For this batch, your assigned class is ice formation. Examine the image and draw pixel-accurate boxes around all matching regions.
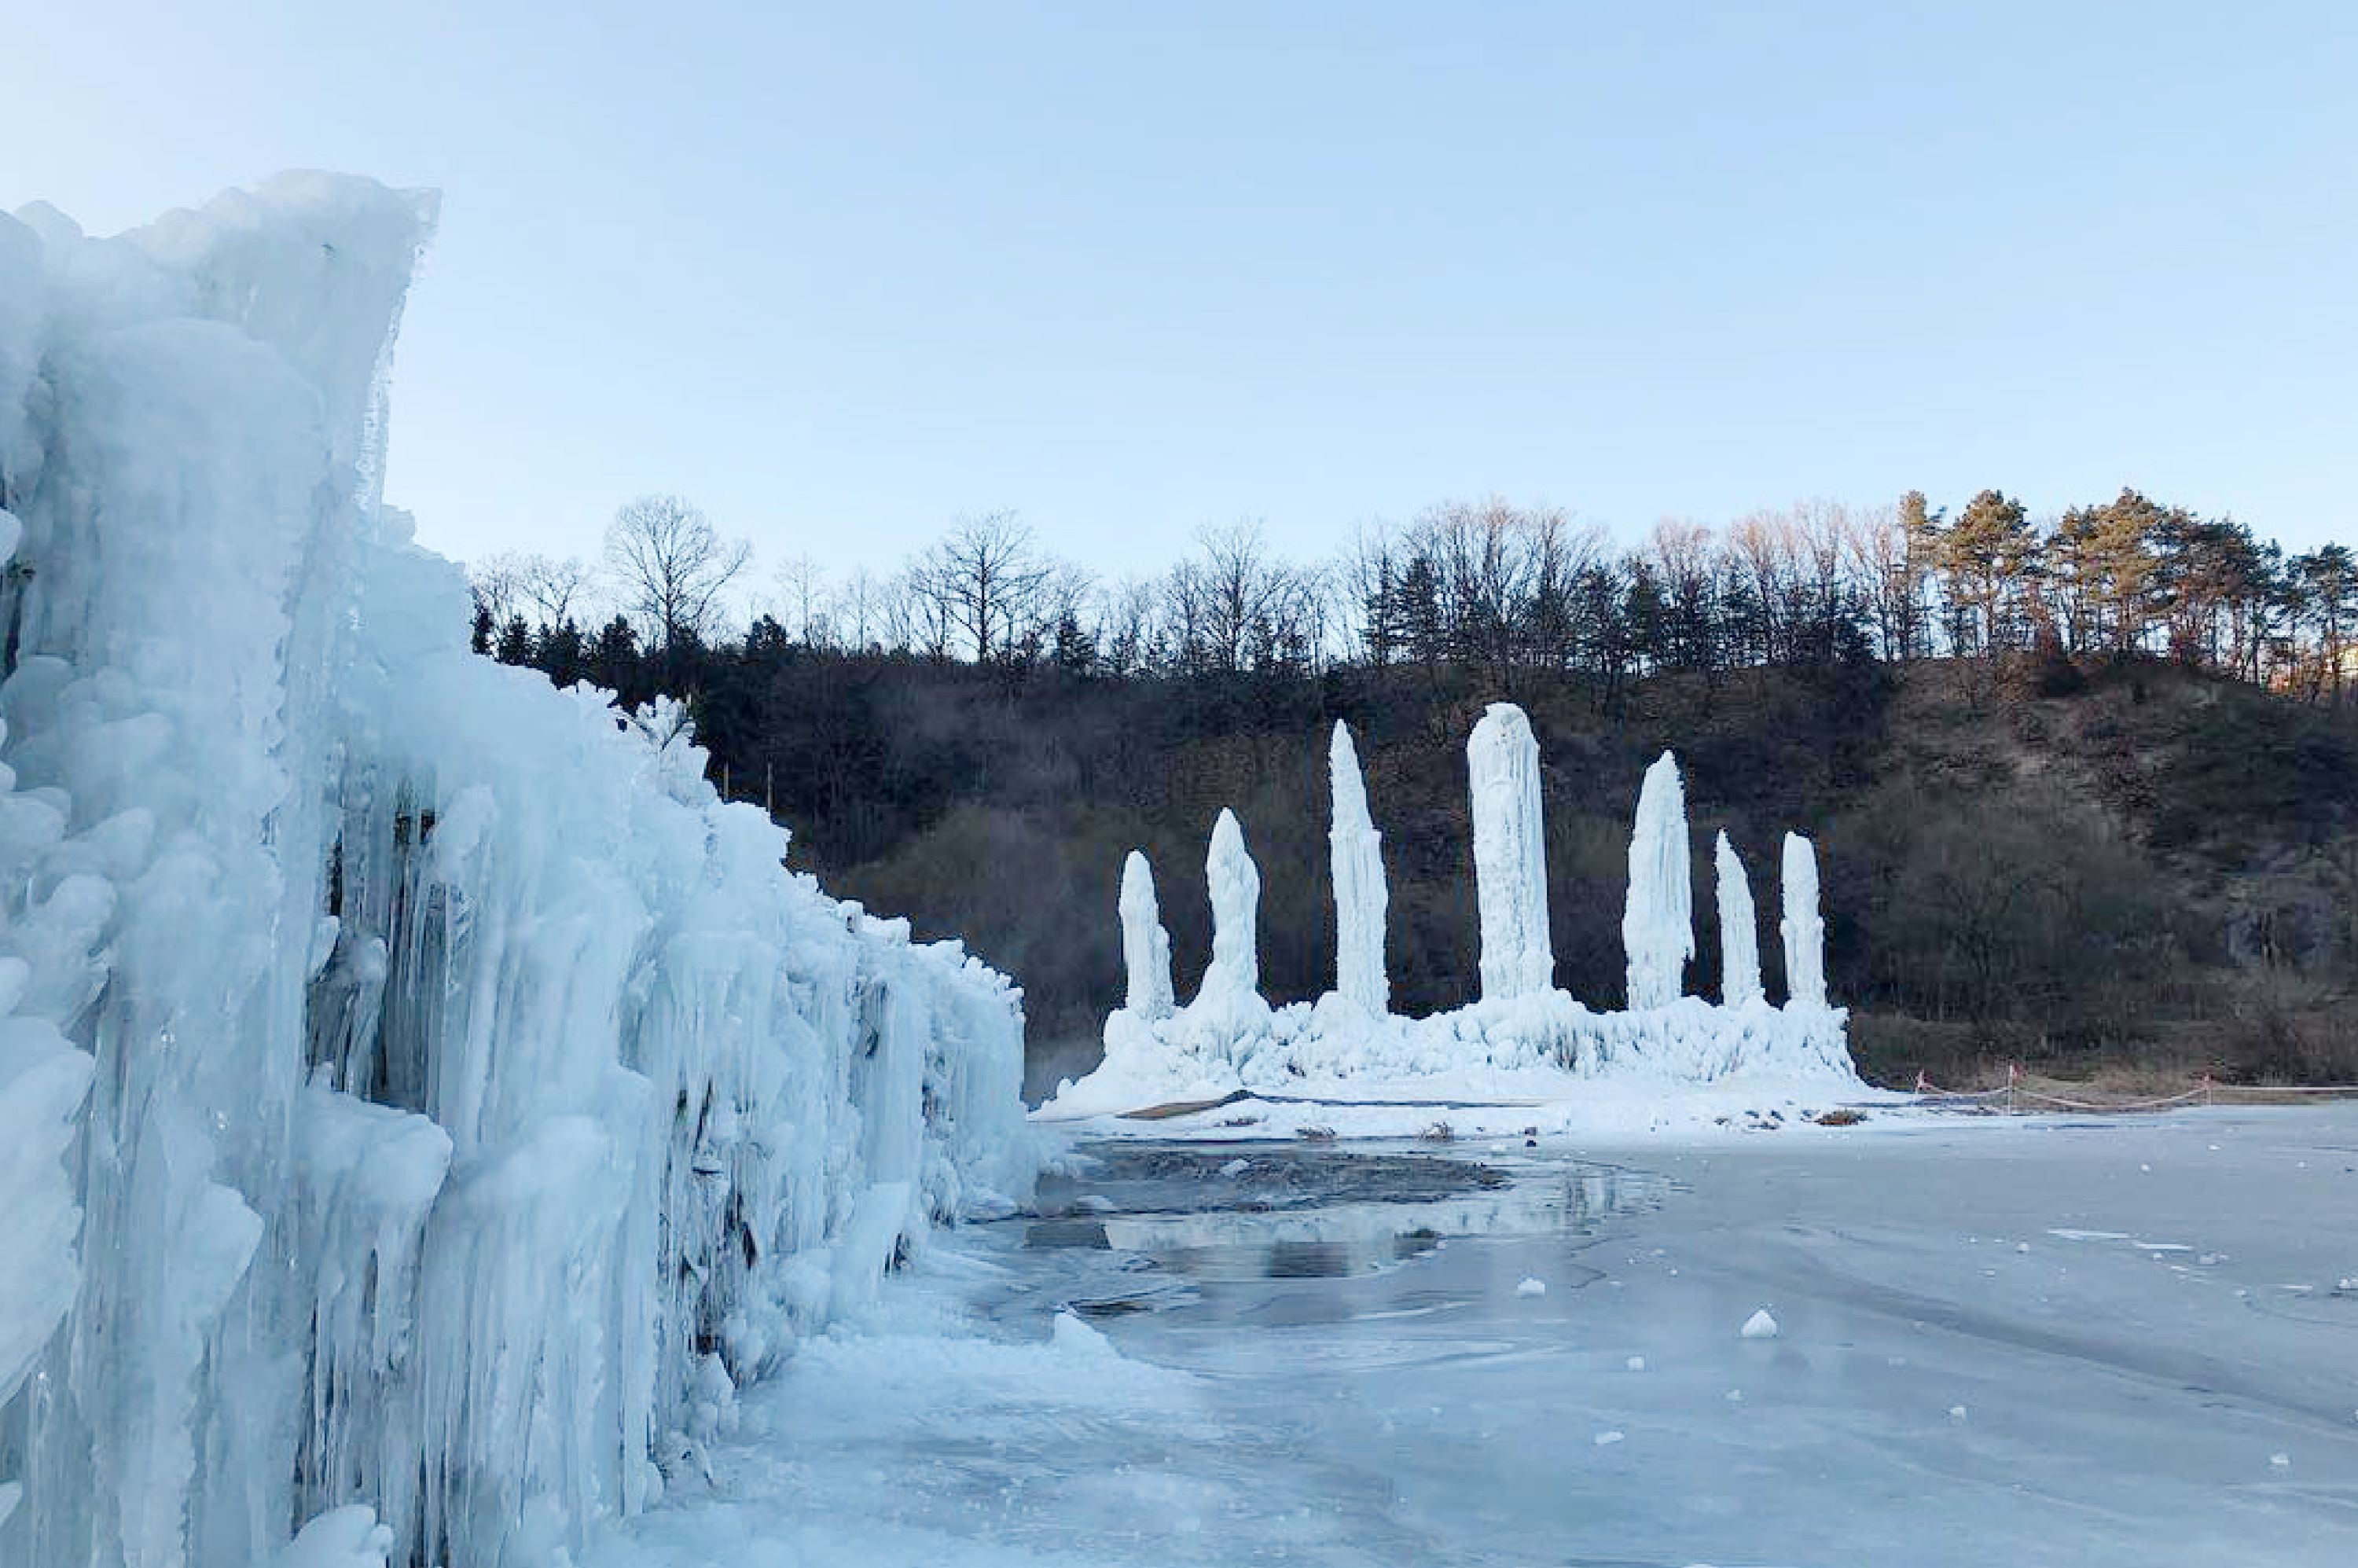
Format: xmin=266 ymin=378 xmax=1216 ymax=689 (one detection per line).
xmin=1050 ymin=705 xmax=1854 ymax=1117
xmin=1328 ymin=722 xmax=1388 ymax=1017
xmin=1199 ymin=809 xmax=1262 ymax=1008
xmin=1467 ymin=703 xmax=1553 ymax=1001
xmin=0 ymin=178 xmax=1034 ymax=1568
xmin=1117 ymin=851 xmax=1175 ymax=1020
xmin=1781 ymin=832 xmax=1827 ymax=1009
xmin=1622 ymin=751 xmax=1694 ymax=1010
xmin=1715 ymin=830 xmax=1764 ymax=1009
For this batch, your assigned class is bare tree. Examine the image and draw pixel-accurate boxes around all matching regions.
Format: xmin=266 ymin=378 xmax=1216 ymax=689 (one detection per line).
xmin=832 ymin=566 xmax=885 ymax=652
xmin=604 ymin=494 xmax=751 ymax=651
xmin=514 ymin=553 xmax=593 ymax=628
xmin=910 ymin=512 xmax=1054 ymax=662
xmin=773 ymin=553 xmax=832 ymax=647
xmin=468 ymin=554 xmax=524 ymax=630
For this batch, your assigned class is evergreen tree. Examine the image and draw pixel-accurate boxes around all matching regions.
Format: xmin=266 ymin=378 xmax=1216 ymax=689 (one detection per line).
xmin=1941 ymin=490 xmax=2040 ymax=655
xmin=495 ymin=613 xmax=533 ymax=665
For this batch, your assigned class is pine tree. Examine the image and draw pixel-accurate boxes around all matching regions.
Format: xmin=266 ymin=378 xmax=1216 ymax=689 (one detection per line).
xmin=495 ymin=613 xmax=532 ymax=665
xmin=1941 ymin=490 xmax=2040 ymax=655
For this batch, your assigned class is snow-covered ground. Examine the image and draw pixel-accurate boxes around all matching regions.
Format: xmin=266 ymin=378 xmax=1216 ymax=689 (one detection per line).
xmin=587 ymin=1105 xmax=2358 ymax=1567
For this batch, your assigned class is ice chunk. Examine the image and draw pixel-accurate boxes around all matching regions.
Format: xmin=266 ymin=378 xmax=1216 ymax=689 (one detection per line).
xmin=1467 ymin=704 xmax=1552 ymax=1001
xmin=276 ymin=1507 xmax=393 ymax=1568
xmin=1515 ymin=1276 xmax=1548 ymax=1298
xmin=1328 ymin=722 xmax=1389 ymax=1016
xmin=1741 ymin=1308 xmax=1780 ymax=1339
xmin=1714 ymin=830 xmax=1764 ymax=1008
xmin=1622 ymin=751 xmax=1693 ymax=1010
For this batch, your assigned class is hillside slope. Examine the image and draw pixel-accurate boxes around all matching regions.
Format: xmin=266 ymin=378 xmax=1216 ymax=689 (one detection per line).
xmin=727 ymin=652 xmax=2358 ymax=1092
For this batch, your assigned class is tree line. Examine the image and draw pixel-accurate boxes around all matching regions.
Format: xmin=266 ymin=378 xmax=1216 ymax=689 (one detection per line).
xmin=472 ymin=489 xmax=2358 ymax=707
xmin=459 ymin=490 xmax=2358 ymax=1089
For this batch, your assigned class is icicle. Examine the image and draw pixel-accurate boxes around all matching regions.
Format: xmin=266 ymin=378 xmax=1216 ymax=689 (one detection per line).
xmin=1199 ymin=810 xmax=1262 ymax=1005
xmin=1467 ymin=703 xmax=1552 ymax=1001
xmin=1328 ymin=722 xmax=1389 ymax=1016
xmin=1780 ymin=831 xmax=1827 ymax=1008
xmin=1116 ymin=851 xmax=1175 ymax=1020
xmin=1622 ymin=751 xmax=1693 ymax=1010
xmin=1714 ymin=832 xmax=1763 ymax=1008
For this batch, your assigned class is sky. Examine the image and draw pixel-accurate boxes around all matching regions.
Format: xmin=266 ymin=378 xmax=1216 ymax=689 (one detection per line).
xmin=11 ymin=1 xmax=2357 ymax=589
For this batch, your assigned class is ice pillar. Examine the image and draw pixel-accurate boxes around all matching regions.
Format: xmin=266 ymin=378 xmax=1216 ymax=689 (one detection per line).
xmin=1199 ymin=809 xmax=1262 ymax=1004
xmin=1715 ymin=830 xmax=1764 ymax=1008
xmin=1780 ymin=831 xmax=1827 ymax=1008
xmin=1467 ymin=703 xmax=1552 ymax=1001
xmin=1117 ymin=850 xmax=1175 ymax=1019
xmin=1622 ymin=751 xmax=1694 ymax=1010
xmin=1328 ymin=722 xmax=1389 ymax=1015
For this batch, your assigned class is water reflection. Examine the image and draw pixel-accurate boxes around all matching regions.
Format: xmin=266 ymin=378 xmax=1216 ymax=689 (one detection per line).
xmin=1023 ymin=1142 xmax=1668 ymax=1292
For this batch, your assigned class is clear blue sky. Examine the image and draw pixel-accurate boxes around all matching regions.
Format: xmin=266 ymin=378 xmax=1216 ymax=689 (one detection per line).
xmin=13 ymin=2 xmax=2356 ymax=581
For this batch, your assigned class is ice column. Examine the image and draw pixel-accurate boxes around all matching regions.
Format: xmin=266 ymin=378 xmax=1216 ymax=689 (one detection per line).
xmin=1117 ymin=850 xmax=1176 ymax=1019
xmin=1199 ymin=810 xmax=1262 ymax=1004
xmin=1328 ymin=722 xmax=1389 ymax=1015
xmin=1622 ymin=751 xmax=1694 ymax=1010
xmin=1780 ymin=831 xmax=1827 ymax=1008
xmin=1714 ymin=830 xmax=1763 ymax=1008
xmin=1466 ymin=703 xmax=1553 ymax=1001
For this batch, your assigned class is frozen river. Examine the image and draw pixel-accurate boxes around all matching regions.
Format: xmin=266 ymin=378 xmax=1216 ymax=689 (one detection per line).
xmin=590 ymin=1106 xmax=2358 ymax=1567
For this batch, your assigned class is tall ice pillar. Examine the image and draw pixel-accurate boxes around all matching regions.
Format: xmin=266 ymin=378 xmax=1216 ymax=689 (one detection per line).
xmin=1328 ymin=722 xmax=1389 ymax=1015
xmin=1467 ymin=703 xmax=1553 ymax=1001
xmin=1622 ymin=751 xmax=1693 ymax=1009
xmin=1199 ymin=809 xmax=1263 ymax=1005
xmin=1780 ymin=831 xmax=1827 ymax=1008
xmin=1117 ymin=850 xmax=1175 ymax=1019
xmin=1714 ymin=830 xmax=1763 ymax=1008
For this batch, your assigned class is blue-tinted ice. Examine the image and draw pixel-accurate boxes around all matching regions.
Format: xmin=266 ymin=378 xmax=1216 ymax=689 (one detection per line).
xmin=592 ymin=1107 xmax=2358 ymax=1567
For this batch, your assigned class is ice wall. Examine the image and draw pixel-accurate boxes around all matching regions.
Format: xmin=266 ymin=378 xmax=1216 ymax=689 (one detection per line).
xmin=1781 ymin=831 xmax=1827 ymax=1008
xmin=1714 ymin=831 xmax=1765 ymax=1008
xmin=1622 ymin=751 xmax=1693 ymax=1010
xmin=1199 ymin=809 xmax=1263 ymax=1007
xmin=1467 ymin=704 xmax=1553 ymax=1001
xmin=1117 ymin=850 xmax=1175 ymax=1020
xmin=1328 ymin=722 xmax=1388 ymax=1016
xmin=0 ymin=178 xmax=1034 ymax=1568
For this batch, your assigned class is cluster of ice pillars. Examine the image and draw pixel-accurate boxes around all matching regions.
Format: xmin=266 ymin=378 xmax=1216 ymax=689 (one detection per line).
xmin=1120 ymin=704 xmax=1831 ymax=1018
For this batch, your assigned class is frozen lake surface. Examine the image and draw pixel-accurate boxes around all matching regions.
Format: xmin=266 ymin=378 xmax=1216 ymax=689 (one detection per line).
xmin=590 ymin=1107 xmax=2358 ymax=1566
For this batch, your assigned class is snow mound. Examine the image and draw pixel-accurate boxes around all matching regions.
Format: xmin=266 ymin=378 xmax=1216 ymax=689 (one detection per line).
xmin=0 ymin=176 xmax=1036 ymax=1567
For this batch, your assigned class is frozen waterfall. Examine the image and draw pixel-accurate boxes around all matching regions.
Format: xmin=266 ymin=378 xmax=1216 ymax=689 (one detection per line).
xmin=0 ymin=177 xmax=1034 ymax=1568
xmin=1328 ymin=722 xmax=1389 ymax=1017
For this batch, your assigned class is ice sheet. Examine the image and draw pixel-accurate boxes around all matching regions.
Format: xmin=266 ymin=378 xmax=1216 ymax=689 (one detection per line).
xmin=587 ymin=1106 xmax=2358 ymax=1568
